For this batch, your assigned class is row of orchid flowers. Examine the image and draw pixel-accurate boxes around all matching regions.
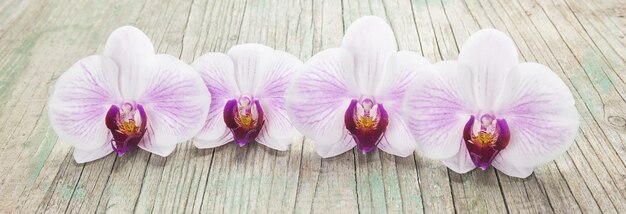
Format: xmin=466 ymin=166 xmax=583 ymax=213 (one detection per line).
xmin=48 ymin=16 xmax=579 ymax=178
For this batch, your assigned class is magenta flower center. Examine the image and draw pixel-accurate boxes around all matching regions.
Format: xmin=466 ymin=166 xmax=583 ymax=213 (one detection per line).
xmin=105 ymin=102 xmax=147 ymax=155
xmin=463 ymin=114 xmax=510 ymax=170
xmin=223 ymin=96 xmax=265 ymax=147
xmin=344 ymin=98 xmax=389 ymax=154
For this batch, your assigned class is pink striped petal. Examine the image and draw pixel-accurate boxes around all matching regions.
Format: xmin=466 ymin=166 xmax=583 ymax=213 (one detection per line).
xmin=227 ymin=44 xmax=274 ymax=94
xmin=136 ymin=55 xmax=211 ymax=153
xmin=458 ymin=29 xmax=518 ymax=111
xmin=286 ymin=48 xmax=359 ymax=157
xmin=191 ymin=53 xmax=239 ymax=148
xmin=491 ymin=155 xmax=534 ymax=178
xmin=73 ymin=140 xmax=115 ymax=163
xmin=441 ymin=142 xmax=476 ymax=173
xmin=375 ymin=51 xmax=431 ymax=157
xmin=48 ymin=55 xmax=121 ymax=151
xmin=342 ymin=16 xmax=397 ymax=95
xmin=402 ymin=61 xmax=477 ymax=159
xmin=495 ymin=63 xmax=579 ymax=168
xmin=253 ymin=49 xmax=302 ymax=149
xmin=103 ymin=26 xmax=155 ymax=100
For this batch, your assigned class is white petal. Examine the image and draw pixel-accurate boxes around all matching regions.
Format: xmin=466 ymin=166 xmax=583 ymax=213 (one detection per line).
xmin=257 ymin=99 xmax=298 ymax=150
xmin=137 ymin=55 xmax=211 ymax=150
xmin=194 ymin=129 xmax=233 ymax=149
xmin=48 ymin=55 xmax=121 ymax=151
xmin=139 ymin=130 xmax=177 ymax=157
xmin=254 ymin=50 xmax=302 ymax=98
xmin=458 ymin=29 xmax=518 ymax=111
xmin=191 ymin=53 xmax=239 ymax=145
xmin=103 ymin=26 xmax=156 ymax=99
xmin=378 ymin=113 xmax=418 ymax=157
xmin=286 ymin=48 xmax=359 ymax=150
xmin=73 ymin=138 xmax=115 ymax=163
xmin=402 ymin=61 xmax=477 ymax=159
xmin=227 ymin=44 xmax=274 ymax=94
xmin=253 ymin=50 xmax=302 ymax=146
xmin=256 ymin=133 xmax=293 ymax=151
xmin=342 ymin=16 xmax=397 ymax=95
xmin=441 ymin=142 xmax=477 ymax=173
xmin=495 ymin=63 xmax=579 ymax=167
xmin=376 ymin=51 xmax=431 ymax=112
xmin=314 ymin=134 xmax=355 ymax=158
xmin=492 ymin=155 xmax=534 ymax=178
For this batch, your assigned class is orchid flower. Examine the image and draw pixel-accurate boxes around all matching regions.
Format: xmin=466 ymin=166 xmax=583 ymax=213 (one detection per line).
xmin=402 ymin=29 xmax=580 ymax=178
xmin=48 ymin=26 xmax=211 ymax=163
xmin=191 ymin=44 xmax=302 ymax=151
xmin=286 ymin=16 xmax=430 ymax=157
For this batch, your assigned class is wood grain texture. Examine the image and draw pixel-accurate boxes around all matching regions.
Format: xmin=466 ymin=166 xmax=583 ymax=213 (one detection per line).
xmin=0 ymin=0 xmax=624 ymax=213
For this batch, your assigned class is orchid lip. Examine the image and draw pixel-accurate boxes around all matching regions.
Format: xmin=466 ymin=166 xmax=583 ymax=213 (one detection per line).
xmin=223 ymin=95 xmax=265 ymax=147
xmin=105 ymin=102 xmax=147 ymax=155
xmin=463 ymin=114 xmax=510 ymax=170
xmin=344 ymin=98 xmax=389 ymax=154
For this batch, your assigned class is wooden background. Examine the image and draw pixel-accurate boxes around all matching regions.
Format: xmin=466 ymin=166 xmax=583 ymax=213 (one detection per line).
xmin=0 ymin=0 xmax=624 ymax=213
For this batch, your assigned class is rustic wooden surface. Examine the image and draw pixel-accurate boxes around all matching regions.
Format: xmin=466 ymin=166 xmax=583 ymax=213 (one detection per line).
xmin=0 ymin=0 xmax=624 ymax=213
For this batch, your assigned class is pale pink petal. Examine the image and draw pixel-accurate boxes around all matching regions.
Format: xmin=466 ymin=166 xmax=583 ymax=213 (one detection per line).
xmin=442 ymin=142 xmax=477 ymax=173
xmin=227 ymin=44 xmax=274 ymax=94
xmin=48 ymin=55 xmax=121 ymax=151
xmin=73 ymin=137 xmax=115 ymax=163
xmin=103 ymin=26 xmax=155 ymax=99
xmin=402 ymin=61 xmax=477 ymax=159
xmin=492 ymin=156 xmax=534 ymax=178
xmin=495 ymin=63 xmax=579 ymax=167
xmin=194 ymin=130 xmax=232 ymax=149
xmin=136 ymin=55 xmax=211 ymax=151
xmin=191 ymin=53 xmax=239 ymax=148
xmin=286 ymin=48 xmax=359 ymax=157
xmin=376 ymin=51 xmax=431 ymax=157
xmin=458 ymin=29 xmax=518 ymax=111
xmin=378 ymin=114 xmax=417 ymax=157
xmin=256 ymin=133 xmax=293 ymax=151
xmin=315 ymin=134 xmax=355 ymax=158
xmin=342 ymin=16 xmax=397 ymax=95
xmin=256 ymin=99 xmax=298 ymax=150
xmin=139 ymin=130 xmax=177 ymax=157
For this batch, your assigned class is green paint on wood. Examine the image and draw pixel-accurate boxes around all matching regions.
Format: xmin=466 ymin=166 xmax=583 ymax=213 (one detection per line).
xmin=582 ymin=52 xmax=612 ymax=95
xmin=62 ymin=185 xmax=86 ymax=199
xmin=28 ymin=121 xmax=58 ymax=182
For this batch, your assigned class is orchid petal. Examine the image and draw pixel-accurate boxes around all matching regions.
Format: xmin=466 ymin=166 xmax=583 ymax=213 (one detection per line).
xmin=48 ymin=55 xmax=121 ymax=151
xmin=194 ymin=130 xmax=232 ymax=149
xmin=254 ymin=50 xmax=302 ymax=144
xmin=342 ymin=16 xmax=397 ymax=95
xmin=315 ymin=134 xmax=355 ymax=158
xmin=378 ymin=114 xmax=417 ymax=157
xmin=136 ymin=54 xmax=211 ymax=150
xmin=139 ymin=130 xmax=177 ymax=157
xmin=73 ymin=137 xmax=115 ymax=163
xmin=286 ymin=48 xmax=359 ymax=153
xmin=227 ymin=44 xmax=274 ymax=94
xmin=376 ymin=51 xmax=431 ymax=115
xmin=256 ymin=99 xmax=297 ymax=151
xmin=103 ymin=26 xmax=156 ymax=99
xmin=458 ymin=29 xmax=518 ymax=111
xmin=402 ymin=61 xmax=477 ymax=159
xmin=495 ymin=63 xmax=579 ymax=167
xmin=441 ymin=142 xmax=477 ymax=173
xmin=191 ymin=53 xmax=239 ymax=147
xmin=492 ymin=155 xmax=534 ymax=178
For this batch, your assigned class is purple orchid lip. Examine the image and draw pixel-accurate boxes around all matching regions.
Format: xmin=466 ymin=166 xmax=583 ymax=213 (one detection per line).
xmin=223 ymin=96 xmax=265 ymax=147
xmin=105 ymin=103 xmax=147 ymax=155
xmin=344 ymin=98 xmax=389 ymax=154
xmin=463 ymin=114 xmax=510 ymax=170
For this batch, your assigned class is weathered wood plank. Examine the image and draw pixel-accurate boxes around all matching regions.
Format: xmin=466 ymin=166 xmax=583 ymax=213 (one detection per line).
xmin=0 ymin=0 xmax=624 ymax=213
